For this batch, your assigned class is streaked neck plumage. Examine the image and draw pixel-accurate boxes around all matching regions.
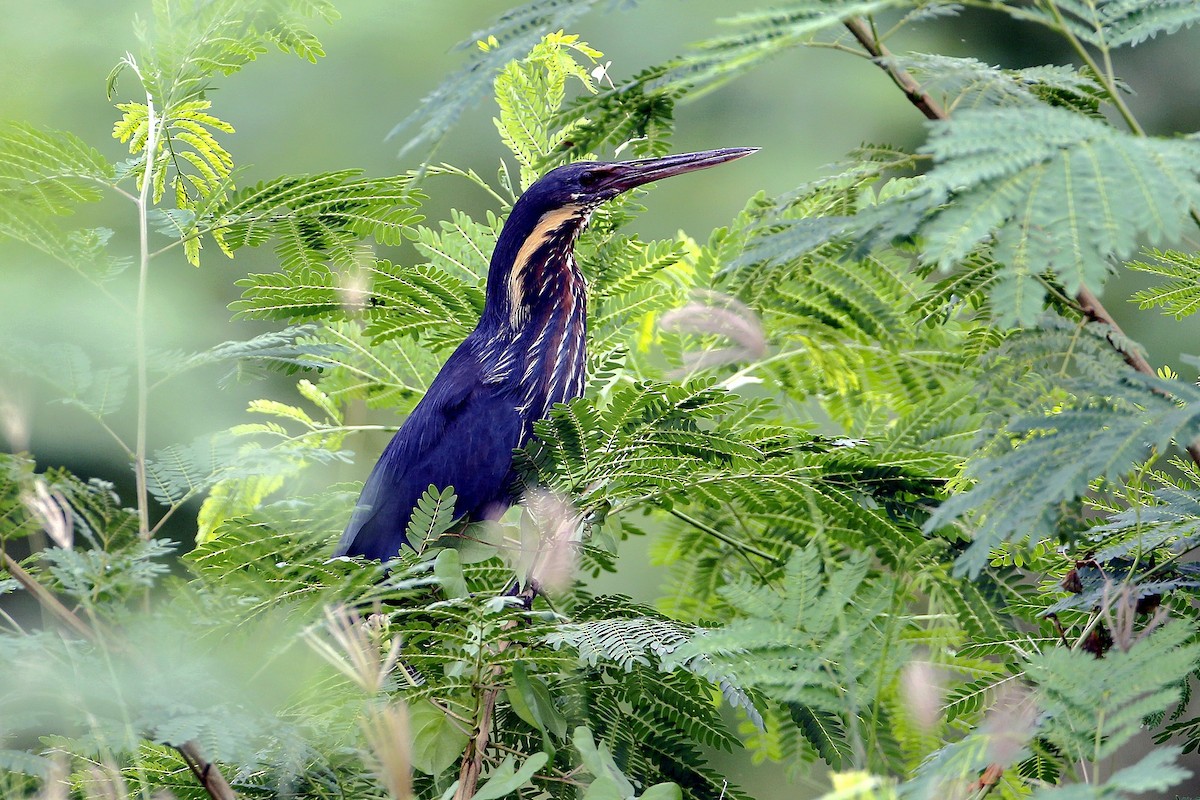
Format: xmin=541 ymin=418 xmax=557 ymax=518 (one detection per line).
xmin=475 ymin=192 xmax=592 ymax=421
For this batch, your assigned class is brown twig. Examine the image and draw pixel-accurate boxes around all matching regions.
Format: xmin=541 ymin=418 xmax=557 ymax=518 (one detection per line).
xmin=177 ymin=741 xmax=238 ymax=800
xmin=452 ymin=585 xmax=536 ymax=800
xmin=454 ymin=683 xmax=501 ymax=800
xmin=843 ymin=18 xmax=947 ymax=121
xmin=1 ymin=550 xmax=238 ymax=800
xmin=1 ymin=551 xmax=95 ymax=641
xmin=842 ymin=15 xmax=1200 ymax=470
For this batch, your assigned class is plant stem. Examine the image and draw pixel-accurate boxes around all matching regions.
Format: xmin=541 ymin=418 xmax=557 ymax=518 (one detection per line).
xmin=842 ymin=18 xmax=946 ymax=120
xmin=841 ymin=15 xmax=1200 ymax=470
xmin=1 ymin=551 xmax=95 ymax=641
xmin=454 ymin=686 xmax=500 ymax=800
xmin=668 ymin=508 xmax=781 ymax=564
xmin=452 ymin=584 xmax=535 ymax=800
xmin=134 ymin=85 xmax=157 ymax=540
xmin=178 ymin=741 xmax=239 ymax=800
xmin=1039 ymin=0 xmax=1145 ymax=136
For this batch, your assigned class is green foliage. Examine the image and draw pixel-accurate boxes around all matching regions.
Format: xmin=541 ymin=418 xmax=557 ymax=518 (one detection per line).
xmin=1027 ymin=622 xmax=1200 ymax=762
xmin=893 ymin=55 xmax=1105 ymax=112
xmin=115 ymin=0 xmax=339 ymax=106
xmin=220 ymin=172 xmax=423 ymax=267
xmin=1012 ymin=0 xmax=1200 ymax=48
xmin=388 ymin=0 xmax=626 ymax=156
xmin=0 ymin=124 xmax=123 ymax=283
xmin=663 ymin=1 xmax=914 ymax=97
xmin=0 ymin=339 xmax=130 ymax=419
xmin=406 ymin=486 xmax=459 ymax=548
xmin=668 ymin=547 xmax=907 ymax=768
xmin=491 ymin=30 xmax=602 ymax=187
xmin=1129 ymin=248 xmax=1200 ymax=318
xmin=859 ymin=105 xmax=1200 ymax=325
xmin=6 ymin=2 xmax=1200 ymax=800
xmin=930 ymin=369 xmax=1200 ymax=576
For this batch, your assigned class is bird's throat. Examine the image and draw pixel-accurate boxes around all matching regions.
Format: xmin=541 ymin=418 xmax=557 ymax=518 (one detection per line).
xmin=506 ymin=204 xmax=587 ymax=328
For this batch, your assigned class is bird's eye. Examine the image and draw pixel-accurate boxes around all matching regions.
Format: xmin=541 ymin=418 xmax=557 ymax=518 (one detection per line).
xmin=579 ymin=171 xmax=601 ymax=189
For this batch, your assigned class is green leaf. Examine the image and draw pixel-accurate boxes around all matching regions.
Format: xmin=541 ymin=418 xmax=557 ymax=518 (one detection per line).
xmin=929 ymin=371 xmax=1200 ymax=576
xmin=220 ymin=171 xmax=422 ymax=278
xmin=409 ymin=699 xmax=470 ymax=776
xmin=510 ymin=661 xmax=568 ymax=739
xmin=1129 ymin=248 xmax=1200 ymax=318
xmin=892 ymin=55 xmax=1102 ymax=112
xmin=667 ymin=546 xmax=904 ymax=736
xmin=638 ymin=784 xmax=683 ymax=800
xmin=1106 ymin=747 xmax=1191 ymax=792
xmin=0 ymin=339 xmax=129 ymax=419
xmin=365 ymin=258 xmax=485 ymax=349
xmin=154 ymin=324 xmax=340 ymax=387
xmin=664 ymin=1 xmax=909 ymax=97
xmin=195 ymin=472 xmax=284 ymax=544
xmin=493 ymin=31 xmax=600 ymax=187
xmin=574 ymin=726 xmax=637 ymax=799
xmin=1015 ymin=0 xmax=1200 ymax=48
xmin=407 ymin=486 xmax=460 ymax=548
xmin=788 ymin=704 xmax=851 ymax=769
xmin=0 ymin=749 xmax=52 ymax=779
xmin=117 ymin=0 xmax=339 ymax=107
xmin=144 ymin=435 xmax=240 ymax=506
xmin=472 ymin=752 xmax=549 ymax=800
xmin=0 ymin=122 xmax=114 ymax=205
xmin=434 ymin=548 xmax=470 ymax=600
xmin=388 ymin=0 xmax=612 ymax=156
xmin=1027 ymin=623 xmax=1200 ymax=761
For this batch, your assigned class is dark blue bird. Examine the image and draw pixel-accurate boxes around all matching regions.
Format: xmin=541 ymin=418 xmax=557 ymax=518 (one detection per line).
xmin=335 ymin=148 xmax=757 ymax=560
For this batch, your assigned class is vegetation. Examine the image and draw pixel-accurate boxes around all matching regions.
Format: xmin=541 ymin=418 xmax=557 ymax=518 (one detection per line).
xmin=4 ymin=1 xmax=1200 ymax=799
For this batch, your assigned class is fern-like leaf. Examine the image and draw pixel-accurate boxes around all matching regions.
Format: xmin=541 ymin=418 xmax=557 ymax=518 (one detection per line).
xmin=1027 ymin=622 xmax=1200 ymax=761
xmin=929 ymin=371 xmax=1200 ymax=576
xmin=664 ymin=1 xmax=911 ymax=98
xmin=860 ymin=106 xmax=1200 ymax=324
xmin=387 ymin=0 xmax=616 ymax=156
xmin=405 ymin=486 xmax=459 ymax=547
xmin=1129 ymin=248 xmax=1200 ymax=318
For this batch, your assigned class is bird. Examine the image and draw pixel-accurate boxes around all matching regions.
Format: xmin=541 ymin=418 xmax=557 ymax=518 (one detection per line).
xmin=334 ymin=148 xmax=758 ymax=561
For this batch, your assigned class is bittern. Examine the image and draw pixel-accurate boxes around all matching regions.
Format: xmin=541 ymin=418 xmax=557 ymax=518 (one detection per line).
xmin=335 ymin=148 xmax=757 ymax=561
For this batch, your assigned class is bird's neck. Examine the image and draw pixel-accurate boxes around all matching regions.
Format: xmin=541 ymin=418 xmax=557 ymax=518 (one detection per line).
xmin=483 ymin=200 xmax=589 ymax=329
xmin=477 ymin=199 xmax=590 ymax=417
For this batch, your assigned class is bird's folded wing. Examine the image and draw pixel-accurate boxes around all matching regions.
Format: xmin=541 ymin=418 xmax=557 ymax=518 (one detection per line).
xmin=333 ymin=369 xmax=524 ymax=561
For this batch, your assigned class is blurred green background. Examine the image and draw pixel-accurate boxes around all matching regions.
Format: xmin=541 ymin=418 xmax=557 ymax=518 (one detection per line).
xmin=2 ymin=1 xmax=1200 ymax=794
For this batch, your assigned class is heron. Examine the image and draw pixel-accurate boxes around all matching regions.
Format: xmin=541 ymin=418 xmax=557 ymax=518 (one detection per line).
xmin=334 ymin=147 xmax=757 ymax=560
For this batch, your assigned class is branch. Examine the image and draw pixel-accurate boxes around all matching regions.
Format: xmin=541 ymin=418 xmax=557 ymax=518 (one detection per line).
xmin=842 ymin=16 xmax=1200 ymax=470
xmin=453 ymin=585 xmax=536 ymax=800
xmin=122 ymin=53 xmax=155 ymax=541
xmin=178 ymin=741 xmax=239 ymax=800
xmin=1 ymin=551 xmax=95 ymax=641
xmin=843 ymin=18 xmax=946 ymax=121
xmin=668 ymin=508 xmax=781 ymax=565
xmin=454 ymin=685 xmax=501 ymax=800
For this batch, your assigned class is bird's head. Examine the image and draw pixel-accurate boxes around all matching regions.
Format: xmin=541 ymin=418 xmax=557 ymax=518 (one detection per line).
xmin=522 ymin=147 xmax=760 ymax=211
xmin=484 ymin=147 xmax=758 ymax=329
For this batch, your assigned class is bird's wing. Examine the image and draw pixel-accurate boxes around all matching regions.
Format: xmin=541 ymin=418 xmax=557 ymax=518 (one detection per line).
xmin=333 ymin=346 xmax=525 ymax=561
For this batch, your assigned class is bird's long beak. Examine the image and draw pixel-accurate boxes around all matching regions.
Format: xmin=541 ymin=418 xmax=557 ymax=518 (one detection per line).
xmin=600 ymin=147 xmax=759 ymax=193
